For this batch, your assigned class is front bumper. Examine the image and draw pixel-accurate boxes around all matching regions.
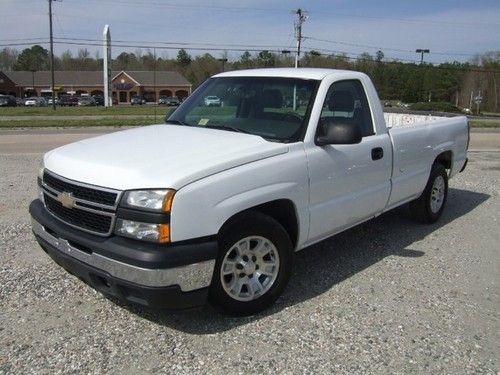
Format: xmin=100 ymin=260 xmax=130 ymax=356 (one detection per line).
xmin=29 ymin=199 xmax=218 ymax=309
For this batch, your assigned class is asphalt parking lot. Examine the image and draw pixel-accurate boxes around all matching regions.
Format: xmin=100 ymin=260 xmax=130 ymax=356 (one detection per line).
xmin=0 ymin=129 xmax=498 ymax=374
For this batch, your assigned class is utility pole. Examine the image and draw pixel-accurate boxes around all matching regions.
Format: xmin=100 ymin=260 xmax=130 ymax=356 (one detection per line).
xmin=293 ymin=8 xmax=307 ymax=68
xmin=48 ymin=0 xmax=59 ymax=110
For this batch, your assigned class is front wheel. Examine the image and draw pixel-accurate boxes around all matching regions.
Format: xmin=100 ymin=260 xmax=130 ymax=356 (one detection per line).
xmin=209 ymin=212 xmax=293 ymax=316
xmin=409 ymin=163 xmax=448 ymax=223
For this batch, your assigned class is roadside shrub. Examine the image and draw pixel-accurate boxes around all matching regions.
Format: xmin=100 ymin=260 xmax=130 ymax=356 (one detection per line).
xmin=410 ymin=102 xmax=461 ymax=113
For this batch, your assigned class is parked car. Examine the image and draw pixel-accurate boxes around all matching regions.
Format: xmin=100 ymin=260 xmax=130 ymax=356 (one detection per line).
xmin=159 ymin=96 xmax=180 ymax=106
xmin=59 ymin=95 xmax=79 ymax=107
xmin=78 ymin=96 xmax=96 ymax=106
xmin=131 ymin=95 xmax=145 ymax=105
xmin=92 ymin=95 xmax=104 ymax=106
xmin=0 ymin=94 xmax=17 ymax=107
xmin=25 ymin=97 xmax=47 ymax=107
xmin=204 ymin=95 xmax=221 ymax=106
xmin=47 ymin=97 xmax=60 ymax=106
xmin=16 ymin=97 xmax=25 ymax=106
xmin=30 ymin=68 xmax=469 ymax=316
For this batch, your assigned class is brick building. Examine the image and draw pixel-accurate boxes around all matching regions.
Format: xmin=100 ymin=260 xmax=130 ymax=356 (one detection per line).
xmin=0 ymin=70 xmax=191 ymax=103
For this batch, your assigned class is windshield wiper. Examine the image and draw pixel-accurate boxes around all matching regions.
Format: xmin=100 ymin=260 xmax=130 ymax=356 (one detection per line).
xmin=165 ymin=119 xmax=191 ymax=126
xmin=205 ymin=124 xmax=251 ymax=134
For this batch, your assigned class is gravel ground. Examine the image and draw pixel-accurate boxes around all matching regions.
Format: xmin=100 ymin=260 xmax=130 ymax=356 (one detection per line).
xmin=0 ymin=152 xmax=498 ymax=374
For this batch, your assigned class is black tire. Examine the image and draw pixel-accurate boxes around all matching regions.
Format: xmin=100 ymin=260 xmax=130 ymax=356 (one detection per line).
xmin=409 ymin=163 xmax=448 ymax=224
xmin=209 ymin=211 xmax=293 ymax=316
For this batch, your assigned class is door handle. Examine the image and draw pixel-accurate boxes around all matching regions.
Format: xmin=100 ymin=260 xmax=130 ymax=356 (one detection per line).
xmin=371 ymin=147 xmax=384 ymax=160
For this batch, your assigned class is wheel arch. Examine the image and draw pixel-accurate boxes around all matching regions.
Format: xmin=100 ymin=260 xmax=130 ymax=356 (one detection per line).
xmin=434 ymin=150 xmax=453 ymax=170
xmin=218 ymin=199 xmax=299 ymax=249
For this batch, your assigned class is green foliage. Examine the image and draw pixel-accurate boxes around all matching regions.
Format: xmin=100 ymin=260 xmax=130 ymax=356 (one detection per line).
xmin=4 ymin=44 xmax=499 ymax=112
xmin=176 ymin=49 xmax=192 ymax=67
xmin=13 ymin=45 xmax=49 ymax=71
xmin=410 ymin=102 xmax=462 ymax=113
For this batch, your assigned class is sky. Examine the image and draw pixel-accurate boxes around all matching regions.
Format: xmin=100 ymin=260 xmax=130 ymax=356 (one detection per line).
xmin=1 ymin=0 xmax=499 ymax=65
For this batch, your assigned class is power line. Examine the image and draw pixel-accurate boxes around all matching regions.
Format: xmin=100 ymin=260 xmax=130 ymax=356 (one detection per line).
xmin=304 ymin=36 xmax=479 ymax=57
xmin=1 ymin=39 xmax=498 ymax=74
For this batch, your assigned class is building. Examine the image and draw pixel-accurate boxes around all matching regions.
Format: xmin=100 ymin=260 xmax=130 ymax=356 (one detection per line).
xmin=0 ymin=70 xmax=192 ymax=103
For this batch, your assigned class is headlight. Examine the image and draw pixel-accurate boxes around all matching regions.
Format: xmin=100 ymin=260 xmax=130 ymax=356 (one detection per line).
xmin=38 ymin=164 xmax=45 ymax=202
xmin=121 ymin=189 xmax=175 ymax=212
xmin=115 ymin=219 xmax=170 ymax=243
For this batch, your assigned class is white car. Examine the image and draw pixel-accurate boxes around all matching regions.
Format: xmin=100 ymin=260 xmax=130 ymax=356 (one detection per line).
xmin=30 ymin=68 xmax=469 ymax=315
xmin=24 ymin=97 xmax=47 ymax=107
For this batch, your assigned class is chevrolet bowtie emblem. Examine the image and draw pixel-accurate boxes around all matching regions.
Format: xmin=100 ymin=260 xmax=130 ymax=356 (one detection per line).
xmin=57 ymin=191 xmax=76 ymax=209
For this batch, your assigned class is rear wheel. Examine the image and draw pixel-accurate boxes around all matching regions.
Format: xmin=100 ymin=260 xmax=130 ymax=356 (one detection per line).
xmin=209 ymin=212 xmax=293 ymax=316
xmin=409 ymin=163 xmax=448 ymax=223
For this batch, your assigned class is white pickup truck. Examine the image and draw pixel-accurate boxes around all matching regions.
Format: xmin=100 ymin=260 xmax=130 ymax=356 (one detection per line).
xmin=30 ymin=68 xmax=469 ymax=315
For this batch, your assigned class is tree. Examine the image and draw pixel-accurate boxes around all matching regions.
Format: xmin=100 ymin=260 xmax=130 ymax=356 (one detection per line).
xmin=257 ymin=50 xmax=275 ymax=67
xmin=0 ymin=48 xmax=18 ymax=70
xmin=13 ymin=45 xmax=49 ymax=71
xmin=176 ymin=49 xmax=192 ymax=67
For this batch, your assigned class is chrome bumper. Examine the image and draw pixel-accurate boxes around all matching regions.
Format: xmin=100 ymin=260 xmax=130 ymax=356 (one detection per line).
xmin=31 ymin=218 xmax=215 ymax=292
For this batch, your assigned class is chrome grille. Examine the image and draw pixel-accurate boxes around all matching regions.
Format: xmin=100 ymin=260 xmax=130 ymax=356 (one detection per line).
xmin=41 ymin=170 xmax=121 ymax=236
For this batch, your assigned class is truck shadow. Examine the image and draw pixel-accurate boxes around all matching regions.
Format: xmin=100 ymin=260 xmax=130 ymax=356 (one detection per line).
xmin=118 ymin=187 xmax=489 ymax=333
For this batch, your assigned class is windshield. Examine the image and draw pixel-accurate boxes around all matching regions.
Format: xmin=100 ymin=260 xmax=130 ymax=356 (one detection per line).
xmin=167 ymin=76 xmax=319 ymax=142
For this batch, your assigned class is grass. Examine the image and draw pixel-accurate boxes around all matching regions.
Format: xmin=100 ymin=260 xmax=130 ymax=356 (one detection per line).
xmin=0 ymin=105 xmax=174 ymax=116
xmin=469 ymin=119 xmax=500 ymax=128
xmin=1 ymin=105 xmax=499 ymax=128
xmin=0 ymin=117 xmax=160 ymax=128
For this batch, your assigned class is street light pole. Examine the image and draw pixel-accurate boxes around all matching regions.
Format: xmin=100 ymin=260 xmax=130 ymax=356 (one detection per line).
xmin=415 ymin=48 xmax=430 ymax=65
xmin=48 ymin=0 xmax=57 ymax=110
xmin=218 ymin=58 xmax=228 ymax=72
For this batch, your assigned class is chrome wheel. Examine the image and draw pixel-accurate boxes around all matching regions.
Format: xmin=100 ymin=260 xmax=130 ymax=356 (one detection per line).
xmin=220 ymin=236 xmax=280 ymax=302
xmin=430 ymin=175 xmax=445 ymax=213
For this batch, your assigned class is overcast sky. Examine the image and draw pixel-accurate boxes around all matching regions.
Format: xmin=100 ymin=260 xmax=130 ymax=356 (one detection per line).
xmin=1 ymin=0 xmax=499 ymax=64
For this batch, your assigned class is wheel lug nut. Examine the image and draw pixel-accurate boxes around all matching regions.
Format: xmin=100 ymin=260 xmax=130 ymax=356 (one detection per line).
xmin=239 ymin=273 xmax=245 ymax=278
xmin=252 ymin=256 xmax=257 ymax=261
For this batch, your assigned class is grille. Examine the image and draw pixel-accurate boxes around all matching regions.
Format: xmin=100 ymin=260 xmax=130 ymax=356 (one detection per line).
xmin=44 ymin=193 xmax=112 ymax=234
xmin=41 ymin=170 xmax=120 ymax=236
xmin=43 ymin=171 xmax=118 ymax=207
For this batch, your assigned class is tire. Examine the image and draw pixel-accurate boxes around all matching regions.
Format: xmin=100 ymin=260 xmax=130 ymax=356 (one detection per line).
xmin=209 ymin=211 xmax=293 ymax=316
xmin=409 ymin=163 xmax=448 ymax=224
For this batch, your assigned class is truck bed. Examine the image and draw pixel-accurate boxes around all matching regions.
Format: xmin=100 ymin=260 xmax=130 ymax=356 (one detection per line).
xmin=384 ymin=112 xmax=452 ymax=128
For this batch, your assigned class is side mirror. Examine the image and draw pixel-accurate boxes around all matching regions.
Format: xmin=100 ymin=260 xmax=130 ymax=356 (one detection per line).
xmin=316 ymin=122 xmax=362 ymax=145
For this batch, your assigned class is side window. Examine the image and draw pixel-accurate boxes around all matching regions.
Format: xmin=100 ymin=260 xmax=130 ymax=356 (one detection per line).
xmin=319 ymin=80 xmax=374 ymax=137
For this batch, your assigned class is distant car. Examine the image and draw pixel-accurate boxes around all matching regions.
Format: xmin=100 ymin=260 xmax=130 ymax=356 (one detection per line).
xmin=16 ymin=97 xmax=25 ymax=106
xmin=25 ymin=97 xmax=47 ymax=107
xmin=462 ymin=107 xmax=472 ymax=115
xmin=159 ymin=96 xmax=180 ymax=106
xmin=92 ymin=95 xmax=104 ymax=106
xmin=204 ymin=95 xmax=221 ymax=106
xmin=131 ymin=95 xmax=146 ymax=105
xmin=384 ymin=101 xmax=392 ymax=107
xmin=0 ymin=95 xmax=17 ymax=107
xmin=78 ymin=96 xmax=96 ymax=106
xmin=59 ymin=95 xmax=79 ymax=106
xmin=47 ymin=97 xmax=59 ymax=106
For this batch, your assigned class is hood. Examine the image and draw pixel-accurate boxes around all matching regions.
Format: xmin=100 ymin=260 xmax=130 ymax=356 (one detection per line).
xmin=44 ymin=124 xmax=289 ymax=190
